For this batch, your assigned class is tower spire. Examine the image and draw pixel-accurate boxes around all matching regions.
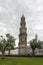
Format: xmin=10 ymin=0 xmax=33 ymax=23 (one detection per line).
xmin=21 ymin=9 xmax=24 ymax=17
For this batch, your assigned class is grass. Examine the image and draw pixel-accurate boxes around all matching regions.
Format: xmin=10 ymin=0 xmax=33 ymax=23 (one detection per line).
xmin=0 ymin=57 xmax=43 ymax=65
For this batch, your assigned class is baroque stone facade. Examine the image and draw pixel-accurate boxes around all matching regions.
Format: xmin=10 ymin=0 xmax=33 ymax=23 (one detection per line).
xmin=18 ymin=14 xmax=27 ymax=55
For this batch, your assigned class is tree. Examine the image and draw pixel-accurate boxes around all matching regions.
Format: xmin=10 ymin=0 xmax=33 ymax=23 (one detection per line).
xmin=6 ymin=34 xmax=15 ymax=55
xmin=30 ymin=35 xmax=41 ymax=56
xmin=0 ymin=34 xmax=15 ymax=59
xmin=0 ymin=36 xmax=9 ymax=59
xmin=30 ymin=39 xmax=37 ymax=56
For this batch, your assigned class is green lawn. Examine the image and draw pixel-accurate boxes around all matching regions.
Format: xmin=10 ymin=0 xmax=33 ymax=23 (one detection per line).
xmin=0 ymin=57 xmax=43 ymax=65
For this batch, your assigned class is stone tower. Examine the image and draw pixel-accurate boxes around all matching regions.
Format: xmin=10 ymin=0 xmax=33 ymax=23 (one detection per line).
xmin=18 ymin=14 xmax=27 ymax=55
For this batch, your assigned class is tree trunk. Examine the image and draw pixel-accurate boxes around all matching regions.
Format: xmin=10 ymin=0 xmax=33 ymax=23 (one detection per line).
xmin=8 ymin=49 xmax=10 ymax=55
xmin=32 ymin=49 xmax=35 ymax=56
xmin=39 ymin=49 xmax=40 ymax=55
xmin=2 ymin=51 xmax=5 ymax=59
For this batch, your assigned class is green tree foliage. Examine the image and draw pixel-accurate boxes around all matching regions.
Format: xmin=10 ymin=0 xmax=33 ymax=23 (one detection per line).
xmin=6 ymin=34 xmax=15 ymax=55
xmin=37 ymin=41 xmax=41 ymax=49
xmin=30 ymin=35 xmax=41 ymax=56
xmin=30 ymin=39 xmax=37 ymax=56
xmin=0 ymin=36 xmax=8 ymax=58
xmin=0 ymin=34 xmax=15 ymax=58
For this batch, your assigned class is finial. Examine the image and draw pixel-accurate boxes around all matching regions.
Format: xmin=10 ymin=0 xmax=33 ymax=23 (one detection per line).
xmin=22 ymin=9 xmax=24 ymax=17
xmin=21 ymin=9 xmax=25 ymax=21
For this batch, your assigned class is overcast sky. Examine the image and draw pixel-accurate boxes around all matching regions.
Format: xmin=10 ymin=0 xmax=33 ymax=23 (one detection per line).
xmin=0 ymin=0 xmax=43 ymax=46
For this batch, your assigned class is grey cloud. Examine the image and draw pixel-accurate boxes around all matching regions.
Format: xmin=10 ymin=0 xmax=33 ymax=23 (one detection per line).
xmin=0 ymin=0 xmax=43 ymax=46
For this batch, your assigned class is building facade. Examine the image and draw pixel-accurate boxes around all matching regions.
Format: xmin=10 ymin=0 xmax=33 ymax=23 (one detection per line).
xmin=18 ymin=14 xmax=27 ymax=55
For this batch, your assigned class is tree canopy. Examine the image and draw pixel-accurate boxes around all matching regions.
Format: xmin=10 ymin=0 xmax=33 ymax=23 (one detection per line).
xmin=0 ymin=33 xmax=15 ymax=58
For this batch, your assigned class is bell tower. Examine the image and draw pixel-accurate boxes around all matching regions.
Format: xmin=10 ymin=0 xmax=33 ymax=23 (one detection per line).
xmin=18 ymin=14 xmax=27 ymax=55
